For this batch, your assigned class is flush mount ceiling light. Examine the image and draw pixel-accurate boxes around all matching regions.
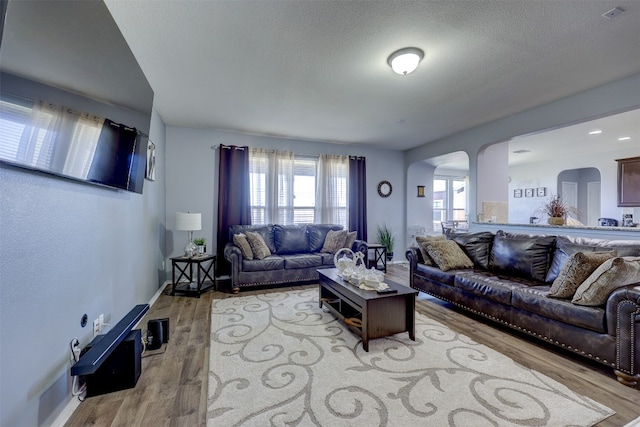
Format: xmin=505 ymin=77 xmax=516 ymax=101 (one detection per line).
xmin=387 ymin=47 xmax=424 ymax=75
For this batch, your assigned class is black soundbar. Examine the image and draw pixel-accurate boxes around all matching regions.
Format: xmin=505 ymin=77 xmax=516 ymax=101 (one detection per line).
xmin=71 ymin=304 xmax=149 ymax=376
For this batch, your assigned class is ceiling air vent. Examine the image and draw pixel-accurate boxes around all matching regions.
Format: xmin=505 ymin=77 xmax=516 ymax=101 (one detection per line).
xmin=602 ymin=7 xmax=624 ymax=19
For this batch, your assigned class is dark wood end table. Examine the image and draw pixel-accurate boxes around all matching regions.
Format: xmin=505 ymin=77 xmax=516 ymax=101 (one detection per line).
xmin=171 ymin=255 xmax=216 ymax=297
xmin=318 ymin=268 xmax=417 ymax=351
xmin=367 ymin=243 xmax=387 ymax=272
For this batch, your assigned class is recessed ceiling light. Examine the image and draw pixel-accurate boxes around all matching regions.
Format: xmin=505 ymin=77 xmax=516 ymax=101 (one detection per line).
xmin=588 ymin=130 xmax=603 ymax=135
xmin=618 ymin=136 xmax=631 ymax=141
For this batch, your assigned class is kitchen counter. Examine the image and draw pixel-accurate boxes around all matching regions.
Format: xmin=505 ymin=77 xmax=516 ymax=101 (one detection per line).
xmin=470 ymin=222 xmax=640 ymax=240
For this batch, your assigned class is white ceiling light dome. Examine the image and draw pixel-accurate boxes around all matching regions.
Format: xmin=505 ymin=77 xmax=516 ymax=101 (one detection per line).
xmin=387 ymin=47 xmax=424 ymax=75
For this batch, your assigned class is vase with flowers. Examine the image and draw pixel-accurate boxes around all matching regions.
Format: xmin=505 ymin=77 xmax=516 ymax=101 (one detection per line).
xmin=537 ymin=194 xmax=572 ymax=226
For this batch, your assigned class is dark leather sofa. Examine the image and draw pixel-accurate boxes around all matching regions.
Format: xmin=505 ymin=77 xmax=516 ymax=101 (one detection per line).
xmin=224 ymin=223 xmax=368 ymax=293
xmin=406 ymin=230 xmax=640 ymax=388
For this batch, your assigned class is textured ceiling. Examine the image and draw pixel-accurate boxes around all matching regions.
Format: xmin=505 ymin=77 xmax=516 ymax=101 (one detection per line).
xmin=2 ymin=1 xmax=639 ymax=153
xmin=102 ymin=0 xmax=640 ymax=150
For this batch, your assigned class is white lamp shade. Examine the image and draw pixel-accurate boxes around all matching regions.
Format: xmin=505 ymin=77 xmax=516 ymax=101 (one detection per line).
xmin=176 ymin=212 xmax=201 ymax=231
xmin=388 ymin=47 xmax=424 ymax=75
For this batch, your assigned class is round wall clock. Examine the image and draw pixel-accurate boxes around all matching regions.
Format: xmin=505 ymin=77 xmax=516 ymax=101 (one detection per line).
xmin=377 ymin=180 xmax=392 ymax=198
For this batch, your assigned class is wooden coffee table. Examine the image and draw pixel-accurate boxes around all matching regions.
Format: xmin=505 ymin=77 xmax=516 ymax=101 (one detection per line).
xmin=318 ymin=268 xmax=418 ymax=351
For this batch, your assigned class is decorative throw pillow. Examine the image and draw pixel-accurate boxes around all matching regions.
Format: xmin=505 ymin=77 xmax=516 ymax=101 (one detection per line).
xmin=343 ymin=231 xmax=357 ymax=250
xmin=416 ymin=235 xmax=446 ymax=266
xmin=245 ymin=231 xmax=272 ymax=260
xmin=233 ymin=233 xmax=254 ymax=260
xmin=547 ymin=250 xmax=617 ymax=298
xmin=424 ymin=239 xmax=474 ymax=271
xmin=448 ymin=231 xmax=494 ymax=270
xmin=572 ymin=256 xmax=640 ymax=306
xmin=321 ymin=229 xmax=347 ymax=253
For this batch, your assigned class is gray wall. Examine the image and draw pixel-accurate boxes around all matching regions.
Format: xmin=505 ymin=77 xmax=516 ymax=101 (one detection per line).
xmin=164 ymin=126 xmax=406 ymax=272
xmin=0 ymin=108 xmax=166 ymax=426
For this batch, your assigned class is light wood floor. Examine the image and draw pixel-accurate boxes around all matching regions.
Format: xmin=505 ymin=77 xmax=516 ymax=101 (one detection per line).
xmin=66 ymin=264 xmax=639 ymax=426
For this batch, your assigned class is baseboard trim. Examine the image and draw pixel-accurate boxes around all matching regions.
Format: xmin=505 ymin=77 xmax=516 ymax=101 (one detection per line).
xmin=50 ymin=280 xmax=171 ymax=427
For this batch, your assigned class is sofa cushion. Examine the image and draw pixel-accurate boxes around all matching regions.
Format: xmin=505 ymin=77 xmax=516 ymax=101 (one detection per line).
xmin=242 ymin=256 xmax=284 ymax=272
xmin=343 ymin=231 xmax=357 ymax=250
xmin=415 ymin=263 xmax=459 ymax=286
xmin=321 ymin=229 xmax=347 ymax=253
xmin=546 ymin=236 xmax=640 ymax=282
xmin=274 ymin=224 xmax=309 ymax=254
xmin=308 ymin=224 xmax=343 ymax=252
xmin=416 ymin=235 xmax=446 ymax=266
xmin=572 ymin=256 xmax=640 ymax=306
xmin=548 ymin=251 xmax=617 ymax=299
xmin=318 ymin=252 xmax=335 ymax=265
xmin=425 ymin=240 xmax=474 ymax=271
xmin=246 ymin=231 xmax=272 ymax=260
xmin=454 ymin=271 xmax=533 ymax=305
xmin=448 ymin=231 xmax=494 ymax=270
xmin=512 ymin=286 xmax=606 ymax=333
xmin=233 ymin=233 xmax=254 ymax=260
xmin=282 ymin=254 xmax=323 ymax=269
xmin=489 ymin=230 xmax=555 ymax=282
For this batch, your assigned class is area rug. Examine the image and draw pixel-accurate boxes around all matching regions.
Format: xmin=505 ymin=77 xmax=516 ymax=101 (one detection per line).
xmin=207 ymin=288 xmax=614 ymax=426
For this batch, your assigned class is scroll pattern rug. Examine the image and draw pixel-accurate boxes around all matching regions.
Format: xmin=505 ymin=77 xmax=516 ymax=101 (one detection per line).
xmin=207 ymin=288 xmax=613 ymax=426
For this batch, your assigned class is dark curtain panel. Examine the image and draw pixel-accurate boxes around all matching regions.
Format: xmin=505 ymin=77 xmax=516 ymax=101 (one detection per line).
xmin=348 ymin=156 xmax=367 ymax=241
xmin=217 ymin=145 xmax=251 ymax=275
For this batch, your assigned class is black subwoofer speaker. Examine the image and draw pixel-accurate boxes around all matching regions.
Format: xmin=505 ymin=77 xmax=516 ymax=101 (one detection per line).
xmin=82 ymin=329 xmax=142 ymax=397
xmin=146 ymin=318 xmax=169 ymax=350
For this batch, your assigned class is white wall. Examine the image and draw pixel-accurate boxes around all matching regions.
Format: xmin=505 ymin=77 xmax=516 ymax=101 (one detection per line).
xmin=477 ymin=141 xmax=509 ymax=212
xmin=404 ymin=73 xmax=640 ymax=227
xmin=509 ymin=145 xmax=640 ymax=224
xmin=407 ymin=162 xmax=436 ymax=243
xmin=164 ymin=127 xmax=405 ymax=274
xmin=0 ymin=109 xmax=166 ymax=427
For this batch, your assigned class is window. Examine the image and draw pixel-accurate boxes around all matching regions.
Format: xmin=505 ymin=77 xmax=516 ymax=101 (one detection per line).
xmin=433 ymin=176 xmax=468 ymax=232
xmin=249 ymin=149 xmax=348 ymax=226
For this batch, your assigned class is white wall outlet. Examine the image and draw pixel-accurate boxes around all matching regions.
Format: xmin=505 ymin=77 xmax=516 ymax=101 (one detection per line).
xmin=98 ymin=313 xmax=104 ymax=331
xmin=93 ymin=318 xmax=101 ymax=337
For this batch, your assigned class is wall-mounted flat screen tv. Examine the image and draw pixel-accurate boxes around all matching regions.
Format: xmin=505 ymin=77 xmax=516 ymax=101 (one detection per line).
xmin=0 ymin=94 xmax=147 ymax=194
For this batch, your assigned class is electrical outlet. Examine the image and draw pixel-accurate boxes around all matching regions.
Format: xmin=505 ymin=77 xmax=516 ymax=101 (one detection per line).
xmin=93 ymin=317 xmax=101 ymax=337
xmin=99 ymin=313 xmax=104 ymax=331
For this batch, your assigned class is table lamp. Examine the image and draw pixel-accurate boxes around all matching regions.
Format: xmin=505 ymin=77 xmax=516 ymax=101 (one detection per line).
xmin=176 ymin=212 xmax=201 ymax=257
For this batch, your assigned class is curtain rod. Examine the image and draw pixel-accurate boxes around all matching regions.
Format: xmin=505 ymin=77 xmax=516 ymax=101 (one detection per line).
xmin=210 ymin=144 xmax=364 ymax=159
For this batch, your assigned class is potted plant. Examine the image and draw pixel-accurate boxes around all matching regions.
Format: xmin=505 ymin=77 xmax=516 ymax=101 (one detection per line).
xmin=537 ymin=194 xmax=573 ymax=225
xmin=193 ymin=237 xmax=206 ymax=254
xmin=376 ymin=223 xmax=395 ymax=261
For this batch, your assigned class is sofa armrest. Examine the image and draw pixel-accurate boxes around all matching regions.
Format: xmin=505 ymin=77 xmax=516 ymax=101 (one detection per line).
xmin=606 ymin=283 xmax=640 ymax=378
xmin=224 ymin=242 xmax=243 ymax=292
xmin=353 ymin=240 xmax=369 ymax=265
xmin=406 ymin=247 xmax=422 ymax=269
xmin=406 ymin=247 xmax=422 ymax=289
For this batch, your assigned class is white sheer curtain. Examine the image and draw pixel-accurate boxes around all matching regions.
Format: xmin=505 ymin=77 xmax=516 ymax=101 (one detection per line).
xmin=249 ymin=148 xmax=295 ymax=224
xmin=16 ymin=100 xmax=61 ymax=168
xmin=62 ymin=112 xmax=104 ymax=178
xmin=315 ymin=154 xmax=349 ymax=226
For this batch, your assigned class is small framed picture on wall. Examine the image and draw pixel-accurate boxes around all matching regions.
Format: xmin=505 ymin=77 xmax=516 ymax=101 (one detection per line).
xmin=525 ymin=188 xmax=534 ymax=198
xmin=514 ymin=189 xmax=522 ymax=198
xmin=537 ymin=187 xmax=546 ymax=197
